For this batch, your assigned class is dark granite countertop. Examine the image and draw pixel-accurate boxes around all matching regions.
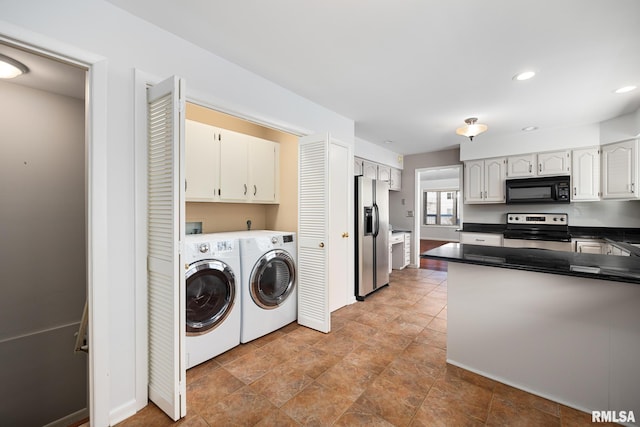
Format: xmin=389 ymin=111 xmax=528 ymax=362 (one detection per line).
xmin=391 ymin=229 xmax=412 ymax=233
xmin=422 ymin=243 xmax=640 ymax=284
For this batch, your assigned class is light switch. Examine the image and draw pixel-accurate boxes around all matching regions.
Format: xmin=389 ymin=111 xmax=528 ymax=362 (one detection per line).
xmin=407 ymin=210 xmax=414 ymax=217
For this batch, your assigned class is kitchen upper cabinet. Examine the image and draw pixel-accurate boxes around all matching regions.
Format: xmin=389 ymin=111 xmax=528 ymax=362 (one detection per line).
xmin=464 ymin=157 xmax=506 ymax=203
xmin=185 ymin=120 xmax=220 ymax=202
xmin=602 ymin=139 xmax=639 ymax=200
xmin=506 ymin=150 xmax=570 ymax=178
xmin=362 ymin=160 xmax=377 ymax=179
xmin=389 ymin=168 xmax=402 ymax=191
xmin=538 ymin=150 xmax=571 ymax=176
xmin=377 ymin=164 xmax=391 ymax=183
xmin=354 ymin=157 xmax=364 ymax=176
xmin=571 ymin=147 xmax=600 ymax=201
xmin=507 ymin=154 xmax=536 ymax=178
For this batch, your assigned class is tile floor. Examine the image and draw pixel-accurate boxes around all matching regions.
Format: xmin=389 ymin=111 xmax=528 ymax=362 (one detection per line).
xmin=117 ymin=268 xmax=613 ymax=426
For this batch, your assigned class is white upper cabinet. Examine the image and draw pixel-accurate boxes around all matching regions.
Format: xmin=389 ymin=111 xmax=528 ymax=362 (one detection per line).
xmin=506 ymin=150 xmax=570 ymax=178
xmin=219 ymin=129 xmax=249 ymax=202
xmin=354 ymin=157 xmax=364 ymax=176
xmin=187 ymin=123 xmax=279 ymax=204
xmin=538 ymin=150 xmax=571 ymax=176
xmin=601 ymin=139 xmax=639 ymax=200
xmin=464 ymin=157 xmax=506 ymax=203
xmin=247 ymin=135 xmax=279 ymax=203
xmin=377 ymin=164 xmax=391 ymax=183
xmin=571 ymin=147 xmax=600 ymax=201
xmin=507 ymin=154 xmax=536 ymax=178
xmin=389 ymin=168 xmax=402 ymax=191
xmin=185 ymin=120 xmax=220 ymax=202
xmin=362 ymin=160 xmax=377 ymax=179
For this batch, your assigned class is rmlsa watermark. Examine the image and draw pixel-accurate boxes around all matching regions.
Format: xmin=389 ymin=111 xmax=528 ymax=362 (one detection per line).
xmin=592 ymin=410 xmax=635 ymax=423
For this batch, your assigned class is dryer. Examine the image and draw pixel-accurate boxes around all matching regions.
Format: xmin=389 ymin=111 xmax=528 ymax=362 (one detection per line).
xmin=238 ymin=231 xmax=297 ymax=343
xmin=184 ymin=234 xmax=241 ymax=369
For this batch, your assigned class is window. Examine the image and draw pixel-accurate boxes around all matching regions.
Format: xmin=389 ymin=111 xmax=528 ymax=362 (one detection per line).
xmin=423 ymin=190 xmax=459 ymax=226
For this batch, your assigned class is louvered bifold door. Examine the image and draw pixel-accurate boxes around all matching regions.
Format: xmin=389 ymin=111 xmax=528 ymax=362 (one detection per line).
xmin=297 ymin=134 xmax=330 ymax=333
xmin=146 ymin=75 xmax=186 ymax=421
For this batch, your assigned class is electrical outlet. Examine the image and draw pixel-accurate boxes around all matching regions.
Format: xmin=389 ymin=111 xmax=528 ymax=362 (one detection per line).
xmin=407 ymin=210 xmax=414 ymax=217
xmin=401 ymin=198 xmax=405 ymax=205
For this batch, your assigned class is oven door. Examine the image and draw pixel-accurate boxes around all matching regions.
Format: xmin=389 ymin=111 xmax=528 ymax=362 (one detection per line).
xmin=503 ymin=238 xmax=573 ymax=251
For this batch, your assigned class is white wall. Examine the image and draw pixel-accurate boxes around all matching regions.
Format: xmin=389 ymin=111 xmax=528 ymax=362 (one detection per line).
xmin=600 ymin=109 xmax=640 ymax=145
xmin=354 ymin=136 xmax=403 ymax=169
xmin=389 ymin=148 xmax=461 ymax=265
xmin=0 ymin=1 xmax=354 ymax=424
xmin=459 ymin=123 xmax=600 ymax=161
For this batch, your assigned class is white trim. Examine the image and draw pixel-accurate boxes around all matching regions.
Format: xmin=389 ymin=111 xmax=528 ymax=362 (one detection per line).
xmin=0 ymin=22 xmax=110 ymax=427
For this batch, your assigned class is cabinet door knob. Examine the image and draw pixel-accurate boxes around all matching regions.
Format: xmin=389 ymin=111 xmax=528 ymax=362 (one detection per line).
xmin=319 ymin=242 xmax=325 ymax=248
xmin=342 ymin=232 xmax=349 ymax=238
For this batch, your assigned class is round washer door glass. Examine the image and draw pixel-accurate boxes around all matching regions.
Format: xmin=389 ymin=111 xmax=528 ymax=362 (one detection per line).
xmin=185 ymin=260 xmax=236 ymax=335
xmin=250 ymin=249 xmax=296 ymax=309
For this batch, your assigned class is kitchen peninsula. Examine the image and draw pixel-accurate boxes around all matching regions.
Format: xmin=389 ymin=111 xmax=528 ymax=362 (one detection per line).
xmin=423 ymin=243 xmax=640 ymax=423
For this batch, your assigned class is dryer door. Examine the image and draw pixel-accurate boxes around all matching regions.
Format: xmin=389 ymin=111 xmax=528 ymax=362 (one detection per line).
xmin=250 ymin=249 xmax=296 ymax=309
xmin=185 ymin=260 xmax=236 ymax=335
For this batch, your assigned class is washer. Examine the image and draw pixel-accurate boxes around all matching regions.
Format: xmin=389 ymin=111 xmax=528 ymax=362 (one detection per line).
xmin=238 ymin=230 xmax=297 ymax=343
xmin=184 ymin=234 xmax=241 ymax=369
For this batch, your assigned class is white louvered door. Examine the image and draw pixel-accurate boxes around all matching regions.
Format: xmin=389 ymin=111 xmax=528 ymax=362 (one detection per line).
xmin=298 ymin=134 xmax=330 ymax=333
xmin=147 ymin=75 xmax=186 ymax=421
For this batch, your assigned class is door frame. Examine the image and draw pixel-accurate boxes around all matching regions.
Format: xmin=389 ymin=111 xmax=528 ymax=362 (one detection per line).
xmin=0 ymin=24 xmax=110 ymax=426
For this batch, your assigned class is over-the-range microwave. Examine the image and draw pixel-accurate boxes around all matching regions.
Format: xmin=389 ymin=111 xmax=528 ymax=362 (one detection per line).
xmin=505 ymin=175 xmax=570 ymax=204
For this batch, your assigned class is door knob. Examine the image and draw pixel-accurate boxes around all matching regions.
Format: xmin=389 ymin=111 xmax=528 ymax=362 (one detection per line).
xmin=342 ymin=232 xmax=349 ymax=238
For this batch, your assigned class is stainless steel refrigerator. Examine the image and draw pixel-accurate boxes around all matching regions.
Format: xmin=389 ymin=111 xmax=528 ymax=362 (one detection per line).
xmin=355 ymin=176 xmax=390 ymax=300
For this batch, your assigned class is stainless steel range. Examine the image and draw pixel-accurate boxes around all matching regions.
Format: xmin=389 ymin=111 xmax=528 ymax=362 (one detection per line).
xmin=503 ymin=213 xmax=573 ymax=251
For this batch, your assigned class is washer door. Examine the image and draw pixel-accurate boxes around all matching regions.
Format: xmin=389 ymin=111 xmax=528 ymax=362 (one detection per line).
xmin=185 ymin=259 xmax=236 ymax=335
xmin=249 ymin=249 xmax=296 ymax=309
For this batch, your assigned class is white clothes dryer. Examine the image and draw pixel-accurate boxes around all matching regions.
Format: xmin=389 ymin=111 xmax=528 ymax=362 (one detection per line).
xmin=184 ymin=234 xmax=241 ymax=369
xmin=237 ymin=230 xmax=297 ymax=343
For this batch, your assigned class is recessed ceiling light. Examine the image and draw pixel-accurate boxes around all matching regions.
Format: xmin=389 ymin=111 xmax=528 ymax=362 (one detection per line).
xmin=384 ymin=140 xmax=393 ymax=144
xmin=613 ymin=85 xmax=637 ymax=94
xmin=513 ymin=71 xmax=536 ymax=81
xmin=0 ymin=53 xmax=29 ymax=79
xmin=522 ymin=126 xmax=538 ymax=132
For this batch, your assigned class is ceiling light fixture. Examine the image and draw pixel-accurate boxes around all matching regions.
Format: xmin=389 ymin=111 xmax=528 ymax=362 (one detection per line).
xmin=456 ymin=117 xmax=488 ymax=141
xmin=513 ymin=71 xmax=536 ymax=81
xmin=613 ymin=85 xmax=637 ymax=94
xmin=0 ymin=53 xmax=29 ymax=79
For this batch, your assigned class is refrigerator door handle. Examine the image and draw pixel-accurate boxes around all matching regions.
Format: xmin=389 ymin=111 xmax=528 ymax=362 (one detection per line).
xmin=372 ymin=203 xmax=380 ymax=237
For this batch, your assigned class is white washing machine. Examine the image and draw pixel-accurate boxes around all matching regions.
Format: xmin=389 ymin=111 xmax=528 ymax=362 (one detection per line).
xmin=184 ymin=233 xmax=241 ymax=369
xmin=238 ymin=230 xmax=297 ymax=343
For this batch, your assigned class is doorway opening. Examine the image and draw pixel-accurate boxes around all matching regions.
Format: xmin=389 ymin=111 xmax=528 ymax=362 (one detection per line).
xmin=0 ymin=41 xmax=89 ymax=426
xmin=414 ymin=165 xmax=462 ymax=270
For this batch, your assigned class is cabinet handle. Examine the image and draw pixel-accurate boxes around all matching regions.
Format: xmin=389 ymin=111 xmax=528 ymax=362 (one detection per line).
xmin=475 ymin=238 xmax=485 ymax=242
xmin=244 ymin=184 xmax=247 ymax=195
xmin=574 ymin=187 xmax=577 ymax=196
xmin=342 ymin=232 xmax=349 ymax=238
xmin=484 ymin=191 xmax=487 ymax=199
xmin=632 ymin=183 xmax=635 ymax=193
xmin=529 ymin=165 xmax=532 ymax=173
xmin=539 ymin=164 xmax=542 ymax=173
xmin=254 ymin=185 xmax=257 ymax=196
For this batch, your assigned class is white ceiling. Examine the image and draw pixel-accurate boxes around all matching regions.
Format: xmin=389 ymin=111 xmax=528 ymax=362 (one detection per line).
xmin=0 ymin=43 xmax=86 ymax=100
xmin=53 ymin=2 xmax=640 ymax=154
